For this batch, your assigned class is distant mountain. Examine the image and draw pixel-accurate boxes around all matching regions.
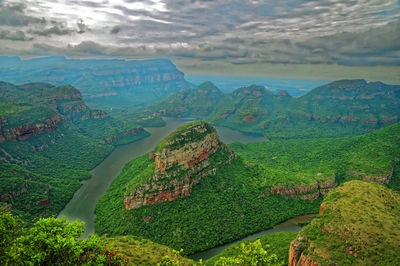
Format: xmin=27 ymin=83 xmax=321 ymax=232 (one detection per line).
xmin=95 ymin=120 xmax=399 ymax=255
xmin=289 ymin=180 xmax=400 ymax=265
xmin=148 ymin=79 xmax=400 ymax=139
xmin=0 ymin=81 xmax=149 ymax=222
xmin=0 ymin=56 xmax=192 ymax=109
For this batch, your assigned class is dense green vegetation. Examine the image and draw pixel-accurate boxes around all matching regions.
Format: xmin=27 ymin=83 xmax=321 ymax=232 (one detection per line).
xmin=230 ymin=122 xmax=400 ymax=188
xmin=293 ymin=180 xmax=400 ymax=265
xmin=145 ymin=80 xmax=400 ymax=139
xmin=0 ymin=81 xmax=149 ymax=224
xmin=0 ymin=209 xmax=129 ymax=265
xmin=96 ymin=121 xmax=400 ymax=256
xmin=206 ymin=232 xmax=297 ymax=265
xmin=95 ymin=150 xmax=321 ymax=255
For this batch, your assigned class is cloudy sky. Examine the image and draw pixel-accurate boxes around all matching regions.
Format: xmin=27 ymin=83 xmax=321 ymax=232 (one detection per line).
xmin=0 ymin=0 xmax=399 ymax=80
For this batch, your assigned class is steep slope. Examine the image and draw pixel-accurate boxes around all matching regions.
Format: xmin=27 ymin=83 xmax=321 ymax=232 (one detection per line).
xmin=148 ymin=79 xmax=400 ymax=139
xmin=0 ymin=81 xmax=149 ymax=223
xmin=95 ymin=121 xmax=323 ymax=255
xmin=289 ymin=180 xmax=400 ymax=265
xmin=0 ymin=56 xmax=192 ymax=109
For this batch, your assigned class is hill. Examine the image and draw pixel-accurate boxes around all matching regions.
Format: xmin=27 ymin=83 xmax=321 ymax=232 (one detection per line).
xmin=96 ymin=121 xmax=400 ymax=255
xmin=0 ymin=56 xmax=192 ymax=110
xmin=289 ymin=180 xmax=400 ymax=265
xmin=147 ymin=79 xmax=400 ymax=139
xmin=0 ymin=81 xmax=149 ymax=223
xmin=95 ymin=121 xmax=320 ymax=255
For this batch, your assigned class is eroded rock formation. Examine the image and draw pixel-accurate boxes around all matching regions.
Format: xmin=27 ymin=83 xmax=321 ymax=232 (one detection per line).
xmin=268 ymin=175 xmax=337 ymax=200
xmin=124 ymin=121 xmax=236 ymax=210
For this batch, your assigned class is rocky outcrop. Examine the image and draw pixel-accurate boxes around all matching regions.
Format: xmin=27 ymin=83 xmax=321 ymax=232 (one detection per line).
xmin=105 ymin=127 xmax=144 ymax=144
xmin=1 ymin=114 xmax=61 ymax=141
xmin=124 ymin=121 xmax=236 ymax=210
xmin=268 ymin=175 xmax=336 ymax=200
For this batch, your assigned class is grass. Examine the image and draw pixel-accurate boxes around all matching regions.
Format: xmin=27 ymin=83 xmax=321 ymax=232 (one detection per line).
xmin=296 ymin=180 xmax=400 ymax=265
xmin=101 ymin=235 xmax=193 ymax=265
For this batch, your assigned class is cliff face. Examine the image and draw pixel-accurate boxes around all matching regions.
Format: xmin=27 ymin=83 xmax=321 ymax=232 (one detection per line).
xmin=124 ymin=121 xmax=236 ymax=210
xmin=269 ymin=176 xmax=337 ymax=200
xmin=1 ymin=113 xmax=61 ymax=141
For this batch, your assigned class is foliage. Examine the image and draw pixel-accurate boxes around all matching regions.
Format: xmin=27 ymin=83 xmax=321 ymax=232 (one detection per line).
xmin=295 ymin=180 xmax=400 ymax=265
xmin=230 ymin=122 xmax=400 ymax=188
xmin=0 ymin=209 xmax=128 ymax=265
xmin=0 ymin=81 xmax=149 ymax=225
xmin=95 ymin=150 xmax=320 ymax=255
xmin=213 ymin=240 xmax=282 ymax=266
xmin=206 ymin=232 xmax=297 ymax=266
xmin=147 ymin=80 xmax=400 ymax=139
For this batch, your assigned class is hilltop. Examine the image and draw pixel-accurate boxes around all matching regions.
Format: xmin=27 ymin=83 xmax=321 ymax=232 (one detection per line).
xmin=289 ymin=180 xmax=400 ymax=265
xmin=0 ymin=81 xmax=149 ymax=223
xmin=146 ymin=79 xmax=400 ymax=139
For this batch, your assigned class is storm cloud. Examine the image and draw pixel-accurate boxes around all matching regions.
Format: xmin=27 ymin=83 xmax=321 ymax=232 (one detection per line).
xmin=0 ymin=0 xmax=399 ymax=66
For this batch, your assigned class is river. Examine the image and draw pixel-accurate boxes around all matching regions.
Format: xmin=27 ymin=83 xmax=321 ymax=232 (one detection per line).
xmin=58 ymin=117 xmax=266 ymax=237
xmin=189 ymin=214 xmax=315 ymax=261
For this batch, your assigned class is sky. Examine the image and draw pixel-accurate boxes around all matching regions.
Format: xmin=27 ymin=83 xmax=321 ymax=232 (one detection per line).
xmin=0 ymin=0 xmax=399 ymax=81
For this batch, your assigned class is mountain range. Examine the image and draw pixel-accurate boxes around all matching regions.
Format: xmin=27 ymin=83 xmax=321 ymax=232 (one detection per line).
xmin=145 ymin=79 xmax=400 ymax=139
xmin=0 ymin=56 xmax=192 ymax=110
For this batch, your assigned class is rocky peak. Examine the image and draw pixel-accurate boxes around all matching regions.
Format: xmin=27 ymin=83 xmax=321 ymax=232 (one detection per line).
xmin=124 ymin=121 xmax=236 ymax=210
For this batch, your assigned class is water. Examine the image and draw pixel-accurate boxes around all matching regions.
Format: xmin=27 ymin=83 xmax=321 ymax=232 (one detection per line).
xmin=190 ymin=214 xmax=315 ymax=261
xmin=58 ymin=117 xmax=266 ymax=237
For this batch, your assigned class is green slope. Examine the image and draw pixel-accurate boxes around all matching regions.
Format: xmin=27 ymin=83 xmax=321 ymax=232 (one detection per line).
xmin=290 ymin=180 xmax=400 ymax=265
xmin=148 ymin=79 xmax=400 ymax=139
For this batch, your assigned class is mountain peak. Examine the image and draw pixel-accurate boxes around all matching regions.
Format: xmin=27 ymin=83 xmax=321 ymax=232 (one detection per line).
xmin=124 ymin=121 xmax=236 ymax=210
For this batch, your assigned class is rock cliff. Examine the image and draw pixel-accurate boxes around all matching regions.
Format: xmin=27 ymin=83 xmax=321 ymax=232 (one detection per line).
xmin=124 ymin=121 xmax=236 ymax=210
xmin=268 ymin=175 xmax=337 ymax=200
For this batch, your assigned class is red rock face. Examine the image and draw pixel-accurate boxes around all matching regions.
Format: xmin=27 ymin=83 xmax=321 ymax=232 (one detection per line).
xmin=2 ymin=114 xmax=61 ymax=142
xmin=269 ymin=176 xmax=336 ymax=201
xmin=124 ymin=122 xmax=236 ymax=210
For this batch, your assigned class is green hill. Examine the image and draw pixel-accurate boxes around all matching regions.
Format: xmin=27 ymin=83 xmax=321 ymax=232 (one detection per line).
xmin=147 ymin=79 xmax=400 ymax=139
xmin=0 ymin=81 xmax=149 ymax=223
xmin=289 ymin=180 xmax=400 ymax=265
xmin=96 ymin=121 xmax=400 ymax=255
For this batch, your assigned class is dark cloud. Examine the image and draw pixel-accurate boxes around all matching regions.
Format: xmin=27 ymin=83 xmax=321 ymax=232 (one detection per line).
xmin=110 ymin=26 xmax=120 ymax=34
xmin=77 ymin=19 xmax=89 ymax=34
xmin=30 ymin=26 xmax=72 ymax=36
xmin=0 ymin=3 xmax=45 ymax=26
xmin=0 ymin=30 xmax=30 ymax=41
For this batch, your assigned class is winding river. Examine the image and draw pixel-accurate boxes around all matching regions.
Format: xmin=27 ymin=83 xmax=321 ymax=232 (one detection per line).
xmin=58 ymin=117 xmax=266 ymax=237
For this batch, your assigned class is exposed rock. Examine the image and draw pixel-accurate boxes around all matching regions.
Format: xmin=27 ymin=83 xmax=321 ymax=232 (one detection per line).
xmin=269 ymin=175 xmax=336 ymax=200
xmin=124 ymin=121 xmax=236 ymax=210
xmin=2 ymin=114 xmax=61 ymax=141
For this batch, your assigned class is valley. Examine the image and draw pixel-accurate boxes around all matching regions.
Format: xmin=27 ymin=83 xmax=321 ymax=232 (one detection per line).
xmin=0 ymin=67 xmax=399 ymax=265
